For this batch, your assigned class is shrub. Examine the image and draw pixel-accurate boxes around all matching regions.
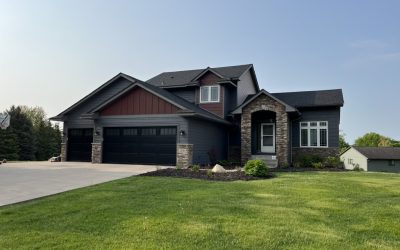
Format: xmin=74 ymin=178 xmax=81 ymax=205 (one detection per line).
xmin=244 ymin=159 xmax=268 ymax=177
xmin=176 ymin=165 xmax=182 ymax=170
xmin=353 ymin=165 xmax=364 ymax=171
xmin=323 ymin=156 xmax=342 ymax=168
xmin=191 ymin=164 xmax=200 ymax=172
xmin=281 ymin=162 xmax=291 ymax=169
xmin=293 ymin=162 xmax=301 ymax=168
xmin=217 ymin=160 xmax=241 ymax=169
xmin=311 ymin=162 xmax=324 ymax=169
xmin=207 ymin=169 xmax=213 ymax=177
xmin=295 ymin=155 xmax=323 ymax=168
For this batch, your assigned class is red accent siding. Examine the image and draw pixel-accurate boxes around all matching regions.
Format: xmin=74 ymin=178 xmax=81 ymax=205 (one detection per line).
xmin=198 ymin=71 xmax=224 ymax=117
xmin=100 ymin=87 xmax=180 ymax=116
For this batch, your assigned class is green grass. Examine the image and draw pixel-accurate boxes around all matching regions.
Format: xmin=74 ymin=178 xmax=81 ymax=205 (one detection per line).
xmin=1 ymin=172 xmax=400 ymax=249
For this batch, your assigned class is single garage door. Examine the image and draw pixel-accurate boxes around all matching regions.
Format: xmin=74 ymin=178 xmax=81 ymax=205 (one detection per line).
xmin=103 ymin=127 xmax=177 ymax=165
xmin=67 ymin=128 xmax=93 ymax=162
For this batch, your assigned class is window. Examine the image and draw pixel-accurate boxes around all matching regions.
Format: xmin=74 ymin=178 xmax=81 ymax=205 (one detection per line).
xmin=300 ymin=121 xmax=328 ymax=148
xmin=160 ymin=128 xmax=176 ymax=136
xmin=200 ymin=85 xmax=220 ymax=103
xmin=141 ymin=128 xmax=156 ymax=136
xmin=389 ymin=160 xmax=396 ymax=166
xmin=123 ymin=128 xmax=138 ymax=136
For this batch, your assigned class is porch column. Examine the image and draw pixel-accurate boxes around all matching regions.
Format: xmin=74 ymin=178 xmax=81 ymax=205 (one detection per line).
xmin=275 ymin=112 xmax=289 ymax=165
xmin=241 ymin=109 xmax=252 ymax=165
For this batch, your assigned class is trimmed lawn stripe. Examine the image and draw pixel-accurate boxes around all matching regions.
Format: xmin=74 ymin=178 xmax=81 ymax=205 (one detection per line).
xmin=0 ymin=172 xmax=399 ymax=249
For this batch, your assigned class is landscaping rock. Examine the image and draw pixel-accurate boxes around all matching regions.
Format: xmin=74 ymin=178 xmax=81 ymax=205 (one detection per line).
xmin=212 ymin=164 xmax=226 ymax=173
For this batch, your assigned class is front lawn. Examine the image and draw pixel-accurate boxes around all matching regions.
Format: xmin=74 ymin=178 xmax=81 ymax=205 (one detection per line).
xmin=1 ymin=172 xmax=399 ymax=249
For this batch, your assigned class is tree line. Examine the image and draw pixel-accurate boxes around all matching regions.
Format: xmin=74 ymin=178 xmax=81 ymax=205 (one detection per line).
xmin=340 ymin=132 xmax=400 ymax=154
xmin=0 ymin=106 xmax=61 ymax=161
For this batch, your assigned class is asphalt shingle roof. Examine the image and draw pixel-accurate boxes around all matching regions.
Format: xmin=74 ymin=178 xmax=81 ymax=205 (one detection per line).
xmin=147 ymin=64 xmax=252 ymax=87
xmin=354 ymin=147 xmax=400 ymax=160
xmin=91 ymin=73 xmax=230 ymax=124
xmin=271 ymin=89 xmax=344 ymax=108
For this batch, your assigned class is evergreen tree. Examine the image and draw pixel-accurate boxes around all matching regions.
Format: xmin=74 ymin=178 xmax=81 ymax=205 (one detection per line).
xmin=7 ymin=106 xmax=36 ymax=160
xmin=0 ymin=127 xmax=19 ymax=160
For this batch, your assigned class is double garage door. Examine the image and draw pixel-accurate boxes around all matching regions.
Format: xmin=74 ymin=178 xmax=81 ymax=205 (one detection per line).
xmin=103 ymin=127 xmax=177 ymax=165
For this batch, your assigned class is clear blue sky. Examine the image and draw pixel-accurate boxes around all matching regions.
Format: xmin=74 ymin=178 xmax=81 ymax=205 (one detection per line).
xmin=1 ymin=0 xmax=399 ymax=143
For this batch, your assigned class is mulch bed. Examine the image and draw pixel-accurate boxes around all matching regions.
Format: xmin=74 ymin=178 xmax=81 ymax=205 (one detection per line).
xmin=270 ymin=167 xmax=348 ymax=172
xmin=141 ymin=168 xmax=275 ymax=181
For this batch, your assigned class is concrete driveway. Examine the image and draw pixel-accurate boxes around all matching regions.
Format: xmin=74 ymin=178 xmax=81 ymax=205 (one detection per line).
xmin=0 ymin=161 xmax=161 ymax=206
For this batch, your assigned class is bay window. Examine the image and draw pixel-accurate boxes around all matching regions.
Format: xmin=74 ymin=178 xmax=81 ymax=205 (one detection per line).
xmin=300 ymin=121 xmax=328 ymax=147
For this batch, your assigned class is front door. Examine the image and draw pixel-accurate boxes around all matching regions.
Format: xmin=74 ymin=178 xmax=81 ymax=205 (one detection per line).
xmin=261 ymin=123 xmax=275 ymax=153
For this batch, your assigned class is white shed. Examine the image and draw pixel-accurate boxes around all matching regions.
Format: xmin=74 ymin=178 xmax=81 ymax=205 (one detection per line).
xmin=340 ymin=147 xmax=400 ymax=172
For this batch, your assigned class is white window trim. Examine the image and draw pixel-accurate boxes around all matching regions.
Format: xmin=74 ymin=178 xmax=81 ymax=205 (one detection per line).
xmin=299 ymin=121 xmax=329 ymax=148
xmin=199 ymin=85 xmax=220 ymax=103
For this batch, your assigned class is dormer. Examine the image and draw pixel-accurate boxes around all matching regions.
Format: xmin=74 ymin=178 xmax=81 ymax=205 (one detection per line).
xmin=146 ymin=64 xmax=260 ymax=119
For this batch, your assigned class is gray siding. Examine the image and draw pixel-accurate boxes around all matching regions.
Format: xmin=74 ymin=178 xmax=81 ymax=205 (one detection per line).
xmin=66 ymin=78 xmax=133 ymax=122
xmin=187 ymin=118 xmax=228 ymax=165
xmin=224 ymin=86 xmax=237 ymax=116
xmin=237 ymin=70 xmax=257 ymax=105
xmin=368 ymin=160 xmax=400 ymax=172
xmin=167 ymin=88 xmax=196 ymax=103
xmin=292 ymin=107 xmax=341 ymax=148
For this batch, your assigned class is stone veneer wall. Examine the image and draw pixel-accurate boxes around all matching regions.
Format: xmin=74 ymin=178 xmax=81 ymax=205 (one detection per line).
xmin=61 ymin=143 xmax=67 ymax=162
xmin=176 ymin=144 xmax=193 ymax=168
xmin=91 ymin=143 xmax=102 ymax=163
xmin=292 ymin=147 xmax=339 ymax=163
xmin=241 ymin=94 xmax=289 ymax=166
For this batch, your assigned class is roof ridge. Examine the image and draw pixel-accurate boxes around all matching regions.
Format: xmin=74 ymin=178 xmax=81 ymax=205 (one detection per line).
xmin=150 ymin=64 xmax=253 ymax=75
xmin=272 ymin=89 xmax=342 ymax=95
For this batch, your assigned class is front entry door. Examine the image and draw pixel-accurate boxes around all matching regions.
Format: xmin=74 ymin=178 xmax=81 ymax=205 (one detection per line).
xmin=261 ymin=123 xmax=275 ymax=153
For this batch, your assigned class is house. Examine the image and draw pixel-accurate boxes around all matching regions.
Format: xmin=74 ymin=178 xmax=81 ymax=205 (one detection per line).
xmin=341 ymin=147 xmax=400 ymax=172
xmin=51 ymin=64 xmax=344 ymax=167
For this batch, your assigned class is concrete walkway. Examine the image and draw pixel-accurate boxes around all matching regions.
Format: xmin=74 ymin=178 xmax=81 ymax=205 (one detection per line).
xmin=0 ymin=161 xmax=161 ymax=206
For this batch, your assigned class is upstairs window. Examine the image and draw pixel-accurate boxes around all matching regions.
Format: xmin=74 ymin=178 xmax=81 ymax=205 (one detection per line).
xmin=200 ymin=85 xmax=220 ymax=103
xmin=300 ymin=121 xmax=328 ymax=148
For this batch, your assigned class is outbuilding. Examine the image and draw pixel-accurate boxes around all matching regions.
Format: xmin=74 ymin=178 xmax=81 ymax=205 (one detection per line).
xmin=341 ymin=147 xmax=400 ymax=172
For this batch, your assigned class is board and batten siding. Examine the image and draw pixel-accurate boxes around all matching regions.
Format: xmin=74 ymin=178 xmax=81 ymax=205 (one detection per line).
xmin=292 ymin=107 xmax=341 ymax=148
xmin=340 ymin=147 xmax=368 ymax=171
xmin=100 ymin=87 xmax=180 ymax=116
xmin=187 ymin=118 xmax=228 ymax=164
xmin=198 ymin=72 xmax=225 ymax=118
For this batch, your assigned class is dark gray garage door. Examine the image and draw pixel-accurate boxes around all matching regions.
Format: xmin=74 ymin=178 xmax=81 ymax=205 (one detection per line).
xmin=67 ymin=128 xmax=93 ymax=162
xmin=103 ymin=127 xmax=177 ymax=165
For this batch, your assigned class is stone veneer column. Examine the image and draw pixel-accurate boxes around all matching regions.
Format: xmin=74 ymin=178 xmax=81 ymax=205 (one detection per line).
xmin=176 ymin=144 xmax=193 ymax=168
xmin=91 ymin=143 xmax=102 ymax=163
xmin=61 ymin=143 xmax=67 ymax=162
xmin=275 ymin=112 xmax=289 ymax=165
xmin=240 ymin=94 xmax=289 ymax=166
xmin=241 ymin=110 xmax=252 ymax=165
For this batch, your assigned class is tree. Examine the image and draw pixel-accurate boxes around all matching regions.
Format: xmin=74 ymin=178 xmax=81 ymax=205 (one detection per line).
xmin=7 ymin=106 xmax=36 ymax=160
xmin=339 ymin=132 xmax=350 ymax=154
xmin=0 ymin=127 xmax=19 ymax=160
xmin=355 ymin=132 xmax=399 ymax=147
xmin=34 ymin=120 xmax=61 ymax=160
